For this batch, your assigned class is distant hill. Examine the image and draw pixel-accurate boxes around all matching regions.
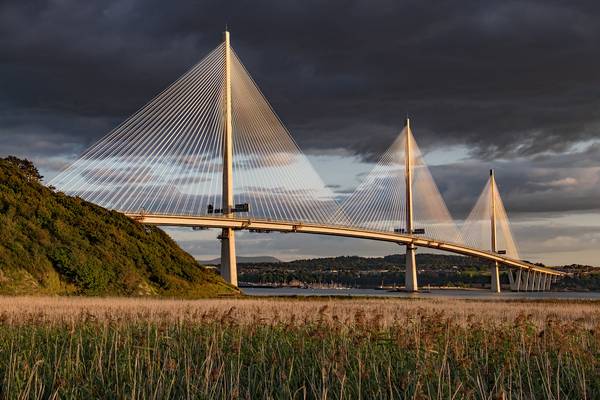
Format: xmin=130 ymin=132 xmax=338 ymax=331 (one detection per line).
xmin=201 ymin=256 xmax=282 ymax=265
xmin=0 ymin=157 xmax=237 ymax=297
xmin=238 ymin=253 xmax=500 ymax=288
xmin=241 ymin=253 xmax=498 ymax=271
xmin=238 ymin=254 xmax=596 ymax=289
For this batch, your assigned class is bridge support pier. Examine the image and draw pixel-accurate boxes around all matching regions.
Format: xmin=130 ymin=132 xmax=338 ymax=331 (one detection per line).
xmin=405 ymin=244 xmax=418 ymax=292
xmin=526 ymin=271 xmax=533 ymax=291
xmin=508 ymin=269 xmax=514 ymax=290
xmin=542 ymin=274 xmax=548 ymax=291
xmin=491 ymin=262 xmax=500 ymax=293
xmin=220 ymin=228 xmax=237 ymax=286
xmin=509 ymin=269 xmax=557 ymax=292
xmin=510 ymin=269 xmax=525 ymax=292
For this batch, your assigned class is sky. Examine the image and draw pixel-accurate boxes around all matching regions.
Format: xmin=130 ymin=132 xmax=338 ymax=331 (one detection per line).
xmin=1 ymin=0 xmax=599 ymax=266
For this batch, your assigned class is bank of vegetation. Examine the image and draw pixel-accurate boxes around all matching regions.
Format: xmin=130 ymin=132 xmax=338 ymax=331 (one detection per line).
xmin=239 ymin=254 xmax=496 ymax=288
xmin=239 ymin=254 xmax=599 ymax=290
xmin=0 ymin=157 xmax=236 ymax=297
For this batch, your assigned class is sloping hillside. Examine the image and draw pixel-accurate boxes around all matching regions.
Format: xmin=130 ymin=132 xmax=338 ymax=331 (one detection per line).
xmin=0 ymin=157 xmax=237 ymax=297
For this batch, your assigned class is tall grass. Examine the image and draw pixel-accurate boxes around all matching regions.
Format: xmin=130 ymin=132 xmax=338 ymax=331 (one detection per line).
xmin=0 ymin=297 xmax=598 ymax=399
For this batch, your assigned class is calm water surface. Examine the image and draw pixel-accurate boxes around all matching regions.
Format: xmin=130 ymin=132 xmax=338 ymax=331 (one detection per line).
xmin=242 ymin=287 xmax=600 ymax=300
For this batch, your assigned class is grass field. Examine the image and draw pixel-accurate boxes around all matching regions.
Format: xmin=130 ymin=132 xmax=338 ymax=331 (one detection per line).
xmin=0 ymin=297 xmax=598 ymax=399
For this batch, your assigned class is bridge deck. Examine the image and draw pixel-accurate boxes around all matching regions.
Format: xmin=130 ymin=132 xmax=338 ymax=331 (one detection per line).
xmin=125 ymin=213 xmax=564 ymax=276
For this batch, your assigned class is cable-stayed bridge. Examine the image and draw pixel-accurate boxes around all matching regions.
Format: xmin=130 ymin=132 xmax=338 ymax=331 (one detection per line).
xmin=51 ymin=31 xmax=564 ymax=292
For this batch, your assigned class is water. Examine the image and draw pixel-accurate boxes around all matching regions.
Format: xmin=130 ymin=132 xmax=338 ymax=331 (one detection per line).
xmin=242 ymin=287 xmax=600 ymax=300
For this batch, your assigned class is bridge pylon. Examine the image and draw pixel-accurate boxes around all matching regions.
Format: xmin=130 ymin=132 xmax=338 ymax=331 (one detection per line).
xmin=490 ymin=169 xmax=500 ymax=292
xmin=220 ymin=29 xmax=238 ymax=286
xmin=404 ymin=118 xmax=418 ymax=292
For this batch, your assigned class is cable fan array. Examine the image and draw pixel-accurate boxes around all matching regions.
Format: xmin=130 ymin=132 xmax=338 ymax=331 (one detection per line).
xmin=229 ymin=49 xmax=339 ymax=223
xmin=49 ymin=34 xmax=523 ymax=256
xmin=461 ymin=177 xmax=520 ymax=259
xmin=50 ymin=42 xmax=339 ymax=223
xmin=331 ymin=126 xmax=463 ymax=244
xmin=50 ymin=44 xmax=227 ymax=214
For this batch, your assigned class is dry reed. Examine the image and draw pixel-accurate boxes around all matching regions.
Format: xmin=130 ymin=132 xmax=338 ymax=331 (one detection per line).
xmin=0 ymin=296 xmax=599 ymax=327
xmin=0 ymin=296 xmax=598 ymax=399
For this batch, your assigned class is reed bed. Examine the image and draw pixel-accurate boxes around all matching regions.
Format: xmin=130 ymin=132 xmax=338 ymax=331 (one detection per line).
xmin=0 ymin=296 xmax=598 ymax=399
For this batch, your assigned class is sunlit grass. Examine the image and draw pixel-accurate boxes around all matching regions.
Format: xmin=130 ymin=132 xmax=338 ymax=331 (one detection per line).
xmin=0 ymin=297 xmax=598 ymax=399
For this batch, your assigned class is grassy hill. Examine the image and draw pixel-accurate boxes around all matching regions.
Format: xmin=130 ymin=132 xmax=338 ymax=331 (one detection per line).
xmin=0 ymin=157 xmax=237 ymax=297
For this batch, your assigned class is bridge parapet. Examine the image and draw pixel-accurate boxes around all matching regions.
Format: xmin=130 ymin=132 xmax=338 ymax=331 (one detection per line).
xmin=126 ymin=212 xmax=565 ymax=279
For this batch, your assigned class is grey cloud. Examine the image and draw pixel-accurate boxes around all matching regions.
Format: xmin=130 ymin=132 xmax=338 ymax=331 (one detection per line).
xmin=508 ymin=216 xmax=600 ymax=265
xmin=2 ymin=0 xmax=600 ymax=161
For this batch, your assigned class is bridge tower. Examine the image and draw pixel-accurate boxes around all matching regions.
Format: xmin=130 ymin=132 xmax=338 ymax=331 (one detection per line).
xmin=220 ymin=29 xmax=238 ymax=286
xmin=489 ymin=169 xmax=500 ymax=292
xmin=404 ymin=118 xmax=418 ymax=292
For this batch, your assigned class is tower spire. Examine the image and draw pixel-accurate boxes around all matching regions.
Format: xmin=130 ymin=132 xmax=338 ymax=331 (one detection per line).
xmin=490 ymin=169 xmax=500 ymax=293
xmin=404 ymin=118 xmax=418 ymax=292
xmin=490 ymin=169 xmax=497 ymax=253
xmin=220 ymin=29 xmax=237 ymax=286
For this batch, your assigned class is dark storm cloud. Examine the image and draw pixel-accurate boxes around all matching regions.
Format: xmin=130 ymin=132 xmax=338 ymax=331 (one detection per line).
xmin=2 ymin=0 xmax=600 ymax=161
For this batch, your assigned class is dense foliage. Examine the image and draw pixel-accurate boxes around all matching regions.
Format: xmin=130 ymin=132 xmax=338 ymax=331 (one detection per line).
xmin=555 ymin=265 xmax=600 ymax=291
xmin=0 ymin=157 xmax=236 ymax=297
